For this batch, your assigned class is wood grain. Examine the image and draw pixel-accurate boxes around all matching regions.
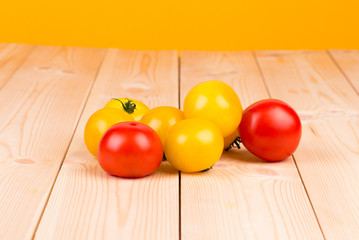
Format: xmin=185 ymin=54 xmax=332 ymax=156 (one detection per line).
xmin=35 ymin=50 xmax=179 ymax=240
xmin=255 ymin=51 xmax=359 ymax=119
xmin=256 ymin=50 xmax=359 ymax=239
xmin=294 ymin=119 xmax=359 ymax=239
xmin=180 ymin=51 xmax=323 ymax=239
xmin=0 ymin=46 xmax=105 ymax=240
xmin=180 ymin=51 xmax=268 ymax=108
xmin=328 ymin=49 xmax=359 ymax=93
xmin=0 ymin=43 xmax=34 ymax=88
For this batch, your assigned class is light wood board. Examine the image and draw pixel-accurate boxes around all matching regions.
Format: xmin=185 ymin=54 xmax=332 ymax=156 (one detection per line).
xmin=0 ymin=45 xmax=105 ymax=239
xmin=1 ymin=46 xmax=359 ymax=240
xmin=35 ymin=50 xmax=180 ymax=240
xmin=180 ymin=51 xmax=323 ymax=240
xmin=294 ymin=119 xmax=359 ymax=239
xmin=256 ymin=50 xmax=359 ymax=239
xmin=255 ymin=50 xmax=359 ymax=119
xmin=0 ymin=43 xmax=34 ymax=88
xmin=329 ymin=49 xmax=359 ymax=94
xmin=180 ymin=51 xmax=268 ymax=109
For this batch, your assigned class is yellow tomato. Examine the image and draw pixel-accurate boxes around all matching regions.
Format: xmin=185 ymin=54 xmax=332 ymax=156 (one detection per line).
xmin=84 ymin=108 xmax=134 ymax=156
xmin=183 ymin=80 xmax=243 ymax=138
xmin=223 ymin=130 xmax=241 ymax=150
xmin=164 ymin=119 xmax=224 ymax=172
xmin=140 ymin=106 xmax=185 ymax=146
xmin=104 ymin=98 xmax=150 ymax=121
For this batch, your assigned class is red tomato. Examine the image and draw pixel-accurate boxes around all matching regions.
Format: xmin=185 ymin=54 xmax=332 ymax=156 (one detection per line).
xmin=239 ymin=99 xmax=302 ymax=162
xmin=98 ymin=121 xmax=163 ymax=178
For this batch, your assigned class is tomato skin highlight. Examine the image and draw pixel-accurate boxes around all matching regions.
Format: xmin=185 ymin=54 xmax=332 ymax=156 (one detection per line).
xmin=239 ymin=99 xmax=302 ymax=162
xmin=98 ymin=122 xmax=163 ymax=178
xmin=164 ymin=118 xmax=224 ymax=172
xmin=183 ymin=80 xmax=243 ymax=138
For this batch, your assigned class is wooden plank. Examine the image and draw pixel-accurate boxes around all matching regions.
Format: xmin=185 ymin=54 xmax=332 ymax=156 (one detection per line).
xmin=0 ymin=43 xmax=34 ymax=88
xmin=180 ymin=51 xmax=323 ymax=239
xmin=35 ymin=50 xmax=179 ymax=239
xmin=180 ymin=51 xmax=268 ymax=108
xmin=294 ymin=119 xmax=359 ymax=239
xmin=328 ymin=49 xmax=359 ymax=93
xmin=255 ymin=50 xmax=359 ymax=239
xmin=255 ymin=51 xmax=359 ymax=119
xmin=0 ymin=46 xmax=105 ymax=240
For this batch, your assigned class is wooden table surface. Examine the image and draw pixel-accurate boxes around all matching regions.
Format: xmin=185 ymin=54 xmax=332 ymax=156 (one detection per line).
xmin=0 ymin=44 xmax=358 ymax=240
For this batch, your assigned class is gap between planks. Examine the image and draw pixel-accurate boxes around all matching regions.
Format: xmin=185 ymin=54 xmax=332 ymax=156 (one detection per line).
xmin=254 ymin=49 xmax=359 ymax=239
xmin=327 ymin=50 xmax=359 ymax=96
xmin=291 ymin=155 xmax=326 ymax=239
xmin=30 ymin=48 xmax=108 ymax=239
xmin=34 ymin=50 xmax=179 ymax=240
xmin=178 ymin=56 xmax=182 ymax=240
xmin=28 ymin=48 xmax=359 ymax=239
xmin=0 ymin=45 xmax=106 ymax=240
xmin=180 ymin=50 xmax=324 ymax=240
xmin=252 ymin=50 xmax=326 ymax=240
xmin=0 ymin=43 xmax=35 ymax=90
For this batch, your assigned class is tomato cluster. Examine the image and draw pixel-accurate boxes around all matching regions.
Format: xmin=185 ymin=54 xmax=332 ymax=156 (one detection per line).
xmin=84 ymin=81 xmax=302 ymax=178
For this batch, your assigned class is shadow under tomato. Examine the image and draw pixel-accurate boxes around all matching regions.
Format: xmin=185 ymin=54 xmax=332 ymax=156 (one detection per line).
xmin=155 ymin=161 xmax=179 ymax=175
xmin=104 ymin=162 xmax=179 ymax=180
xmin=222 ymin=148 xmax=265 ymax=164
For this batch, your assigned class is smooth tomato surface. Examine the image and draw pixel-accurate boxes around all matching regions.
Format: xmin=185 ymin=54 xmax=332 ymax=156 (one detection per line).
xmin=84 ymin=108 xmax=134 ymax=156
xmin=183 ymin=80 xmax=243 ymax=138
xmin=140 ymin=106 xmax=185 ymax=146
xmin=98 ymin=122 xmax=163 ymax=178
xmin=223 ymin=129 xmax=240 ymax=150
xmin=104 ymin=98 xmax=150 ymax=121
xmin=239 ymin=99 xmax=302 ymax=162
xmin=164 ymin=119 xmax=223 ymax=172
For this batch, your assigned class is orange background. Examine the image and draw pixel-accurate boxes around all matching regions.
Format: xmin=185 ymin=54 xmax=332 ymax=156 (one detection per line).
xmin=0 ymin=0 xmax=358 ymax=50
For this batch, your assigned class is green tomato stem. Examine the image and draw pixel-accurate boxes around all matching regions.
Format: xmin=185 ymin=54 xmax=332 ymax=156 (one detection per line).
xmin=225 ymin=137 xmax=241 ymax=151
xmin=113 ymin=98 xmax=136 ymax=114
